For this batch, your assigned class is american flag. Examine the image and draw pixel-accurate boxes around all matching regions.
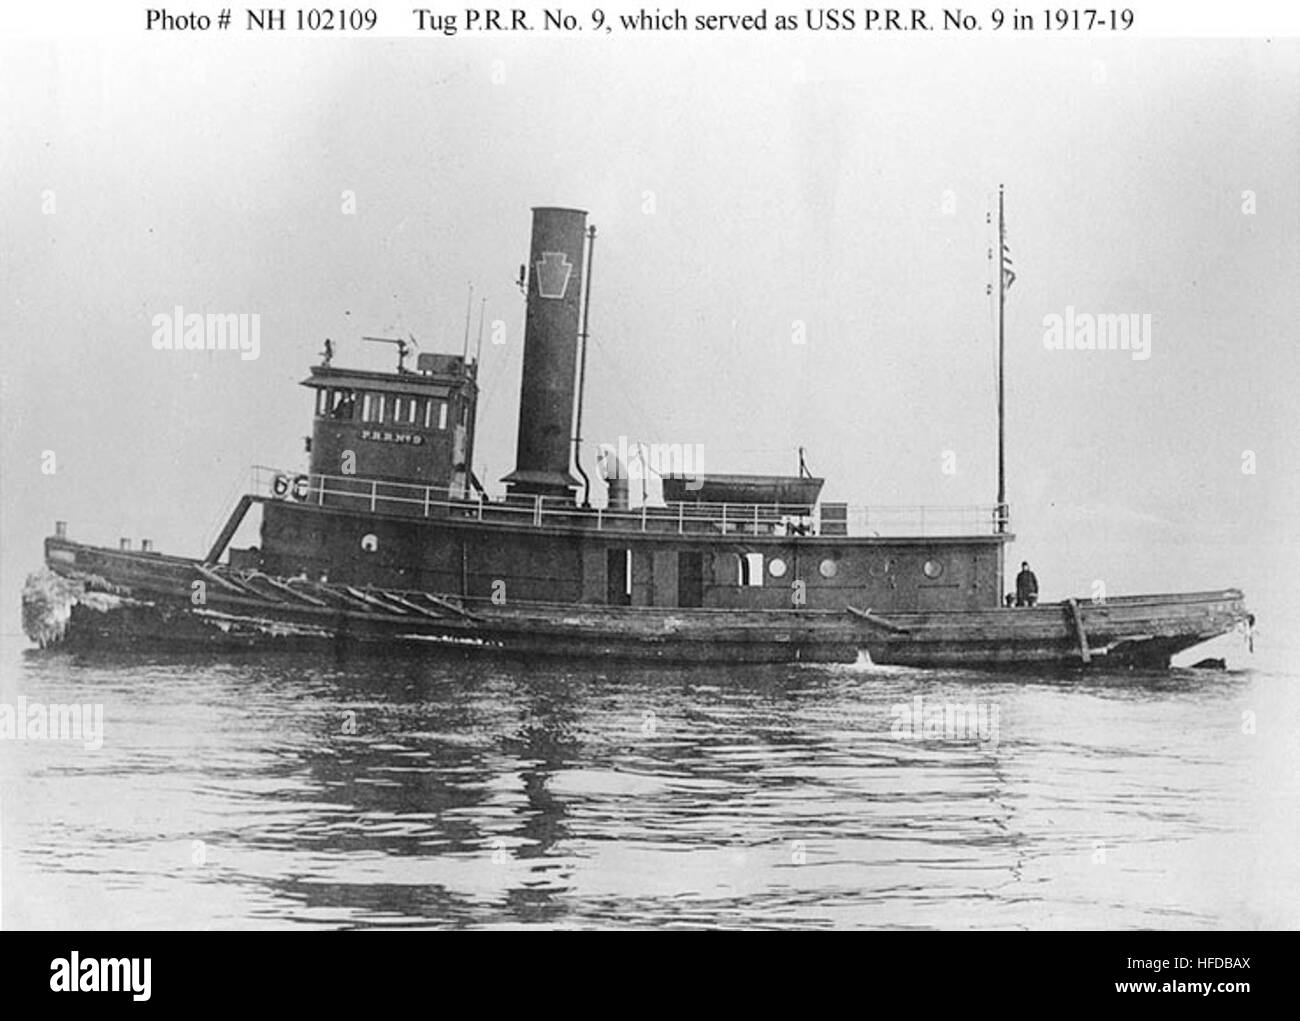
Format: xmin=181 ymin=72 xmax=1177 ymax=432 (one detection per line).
xmin=1001 ymin=221 xmax=1017 ymax=291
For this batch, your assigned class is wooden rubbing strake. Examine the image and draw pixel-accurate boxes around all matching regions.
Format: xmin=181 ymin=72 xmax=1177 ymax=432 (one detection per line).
xmin=312 ymin=585 xmax=380 ymax=612
xmin=846 ymin=606 xmax=911 ymax=634
xmin=371 ymin=590 xmax=447 ymax=620
xmin=251 ymin=573 xmax=328 ymax=607
xmin=1066 ymin=598 xmax=1092 ymax=664
xmin=344 ymin=585 xmax=409 ymax=614
xmin=420 ymin=592 xmax=483 ymax=622
xmin=195 ymin=564 xmax=258 ymax=598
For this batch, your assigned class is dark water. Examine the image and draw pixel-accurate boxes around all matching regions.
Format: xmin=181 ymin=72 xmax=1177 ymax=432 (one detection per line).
xmin=2 ymin=636 xmax=1296 ymax=930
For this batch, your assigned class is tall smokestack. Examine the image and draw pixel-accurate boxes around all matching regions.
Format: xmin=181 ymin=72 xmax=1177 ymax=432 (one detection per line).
xmin=503 ymin=206 xmax=587 ymax=498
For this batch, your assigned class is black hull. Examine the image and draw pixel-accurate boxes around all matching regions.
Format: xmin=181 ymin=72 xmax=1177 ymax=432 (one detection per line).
xmin=23 ymin=538 xmax=1251 ymax=670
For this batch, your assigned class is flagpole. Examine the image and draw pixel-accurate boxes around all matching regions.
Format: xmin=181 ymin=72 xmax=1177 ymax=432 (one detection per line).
xmin=997 ymin=184 xmax=1007 ymax=535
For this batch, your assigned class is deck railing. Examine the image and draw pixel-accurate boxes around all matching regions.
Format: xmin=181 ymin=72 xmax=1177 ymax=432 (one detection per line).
xmin=248 ymin=465 xmax=1006 ymax=538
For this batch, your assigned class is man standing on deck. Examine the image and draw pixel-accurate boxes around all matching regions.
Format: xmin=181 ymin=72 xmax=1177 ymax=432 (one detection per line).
xmin=1015 ymin=562 xmax=1039 ymax=607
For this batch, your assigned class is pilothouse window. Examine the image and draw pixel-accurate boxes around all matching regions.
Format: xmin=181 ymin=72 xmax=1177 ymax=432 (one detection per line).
xmin=330 ymin=389 xmax=355 ymax=420
xmin=361 ymin=393 xmax=386 ymax=423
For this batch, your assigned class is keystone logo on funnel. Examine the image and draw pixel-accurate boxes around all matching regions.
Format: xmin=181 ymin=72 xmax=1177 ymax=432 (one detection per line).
xmin=536 ymin=251 xmax=574 ymax=299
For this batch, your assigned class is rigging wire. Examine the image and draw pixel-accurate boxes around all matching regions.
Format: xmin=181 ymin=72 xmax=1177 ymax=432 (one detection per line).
xmin=586 ymin=330 xmax=670 ymax=446
xmin=473 ymin=313 xmax=523 ymax=431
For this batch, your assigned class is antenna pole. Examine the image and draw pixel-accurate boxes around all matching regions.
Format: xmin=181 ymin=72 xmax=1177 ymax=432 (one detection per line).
xmin=461 ymin=283 xmax=474 ymax=361
xmin=573 ymin=225 xmax=597 ymax=507
xmin=996 ymin=184 xmax=1007 ymax=534
xmin=474 ymin=298 xmax=487 ymax=365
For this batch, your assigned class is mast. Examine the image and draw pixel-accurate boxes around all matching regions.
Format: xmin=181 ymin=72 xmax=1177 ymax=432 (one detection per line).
xmin=996 ymin=184 xmax=1007 ymax=534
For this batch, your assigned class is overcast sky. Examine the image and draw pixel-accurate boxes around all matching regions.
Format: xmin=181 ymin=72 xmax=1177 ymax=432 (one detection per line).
xmin=2 ymin=35 xmax=1297 ymax=648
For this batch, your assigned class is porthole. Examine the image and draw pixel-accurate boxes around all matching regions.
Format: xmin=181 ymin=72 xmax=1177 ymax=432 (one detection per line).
xmin=923 ymin=558 xmax=944 ymax=579
xmin=819 ymin=558 xmax=838 ymax=579
xmin=361 ymin=533 xmax=379 ymax=552
xmin=768 ymin=557 xmax=788 ymax=579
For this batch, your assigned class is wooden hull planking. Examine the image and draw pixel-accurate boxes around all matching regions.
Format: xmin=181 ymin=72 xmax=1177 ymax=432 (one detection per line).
xmin=22 ymin=538 xmax=1250 ymax=669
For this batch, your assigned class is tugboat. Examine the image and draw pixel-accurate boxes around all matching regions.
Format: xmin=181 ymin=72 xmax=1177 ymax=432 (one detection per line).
xmin=22 ymin=203 xmax=1251 ymax=667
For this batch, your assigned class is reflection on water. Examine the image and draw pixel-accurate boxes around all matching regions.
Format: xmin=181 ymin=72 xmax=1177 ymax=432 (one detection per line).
xmin=2 ymin=642 xmax=1297 ymax=929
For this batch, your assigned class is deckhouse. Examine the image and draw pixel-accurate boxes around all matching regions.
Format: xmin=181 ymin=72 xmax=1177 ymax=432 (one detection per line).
xmin=239 ymin=206 xmax=1010 ymax=611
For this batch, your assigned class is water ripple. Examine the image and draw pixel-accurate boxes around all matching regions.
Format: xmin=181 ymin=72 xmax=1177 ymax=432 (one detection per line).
xmin=1 ymin=646 xmax=1295 ymax=929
